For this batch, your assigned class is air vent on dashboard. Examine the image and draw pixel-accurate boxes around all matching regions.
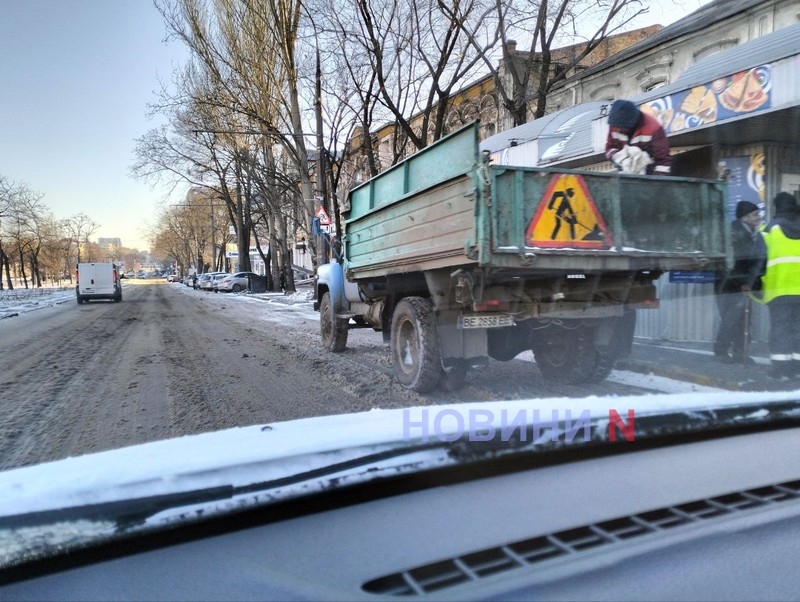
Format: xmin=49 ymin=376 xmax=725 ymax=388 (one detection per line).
xmin=363 ymin=479 xmax=800 ymax=596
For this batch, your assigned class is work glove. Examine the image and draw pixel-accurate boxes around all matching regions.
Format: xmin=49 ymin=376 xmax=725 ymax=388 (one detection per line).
xmin=613 ymin=145 xmax=653 ymax=174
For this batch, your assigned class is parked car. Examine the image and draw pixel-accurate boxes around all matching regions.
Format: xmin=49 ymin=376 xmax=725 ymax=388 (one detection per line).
xmin=216 ymin=271 xmax=260 ymax=293
xmin=197 ymin=272 xmax=224 ymax=291
xmin=209 ymin=273 xmax=229 ymax=292
xmin=166 ymin=274 xmax=181 ymax=282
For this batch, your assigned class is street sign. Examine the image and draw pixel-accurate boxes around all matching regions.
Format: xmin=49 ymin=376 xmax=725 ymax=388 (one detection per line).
xmin=669 ymin=271 xmax=716 ymax=283
xmin=315 ymin=205 xmax=331 ymax=225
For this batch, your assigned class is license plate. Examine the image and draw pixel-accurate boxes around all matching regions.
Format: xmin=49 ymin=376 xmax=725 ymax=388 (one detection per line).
xmin=458 ymin=314 xmax=514 ymax=329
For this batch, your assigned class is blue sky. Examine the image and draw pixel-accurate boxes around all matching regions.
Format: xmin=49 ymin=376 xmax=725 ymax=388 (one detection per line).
xmin=0 ymin=0 xmax=707 ymax=252
xmin=0 ymin=0 xmax=186 ymax=251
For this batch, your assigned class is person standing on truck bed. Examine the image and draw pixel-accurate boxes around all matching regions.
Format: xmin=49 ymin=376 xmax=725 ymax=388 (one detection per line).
xmin=605 ymin=99 xmax=671 ymax=176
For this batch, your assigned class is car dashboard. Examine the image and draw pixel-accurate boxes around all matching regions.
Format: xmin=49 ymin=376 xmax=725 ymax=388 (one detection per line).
xmin=2 ymin=426 xmax=800 ymax=600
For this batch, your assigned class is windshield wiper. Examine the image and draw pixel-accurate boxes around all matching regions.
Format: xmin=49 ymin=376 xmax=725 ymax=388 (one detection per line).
xmin=4 ymin=398 xmax=800 ymax=533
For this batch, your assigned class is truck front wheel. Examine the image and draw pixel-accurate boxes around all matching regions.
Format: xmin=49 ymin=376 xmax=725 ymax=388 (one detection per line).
xmin=391 ymin=297 xmax=442 ymax=393
xmin=532 ymin=324 xmax=598 ymax=385
xmin=320 ymin=292 xmax=348 ymax=352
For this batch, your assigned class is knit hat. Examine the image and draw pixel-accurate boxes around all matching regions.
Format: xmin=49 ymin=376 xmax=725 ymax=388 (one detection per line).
xmin=608 ymin=100 xmax=640 ymax=130
xmin=735 ymin=200 xmax=759 ymax=219
xmin=774 ymin=192 xmax=799 ymax=216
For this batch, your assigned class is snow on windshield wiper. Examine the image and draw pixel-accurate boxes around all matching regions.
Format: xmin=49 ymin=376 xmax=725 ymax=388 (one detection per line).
xmin=2 ymin=393 xmax=800 ymax=571
xmin=5 ymin=396 xmax=800 ymax=531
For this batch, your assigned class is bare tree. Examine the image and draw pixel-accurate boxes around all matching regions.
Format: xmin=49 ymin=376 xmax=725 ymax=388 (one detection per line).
xmin=325 ymin=0 xmax=489 ymax=157
xmin=155 ymin=0 xmax=319 ymax=266
xmin=0 ymin=176 xmax=13 ymax=290
xmin=1 ymin=182 xmax=53 ymax=288
xmin=61 ymin=213 xmax=100 ymax=265
xmin=449 ymin=0 xmax=648 ymax=126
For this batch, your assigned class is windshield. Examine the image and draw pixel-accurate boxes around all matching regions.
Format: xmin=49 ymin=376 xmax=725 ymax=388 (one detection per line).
xmin=3 ymin=0 xmax=800 ymax=585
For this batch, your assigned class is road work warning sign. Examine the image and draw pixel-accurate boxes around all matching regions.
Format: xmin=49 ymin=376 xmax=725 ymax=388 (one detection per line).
xmin=525 ymin=174 xmax=613 ymax=248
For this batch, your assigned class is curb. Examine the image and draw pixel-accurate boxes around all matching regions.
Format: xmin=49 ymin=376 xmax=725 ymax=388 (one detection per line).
xmin=617 ymin=357 xmax=799 ymax=392
xmin=616 ymin=358 xmax=743 ymax=390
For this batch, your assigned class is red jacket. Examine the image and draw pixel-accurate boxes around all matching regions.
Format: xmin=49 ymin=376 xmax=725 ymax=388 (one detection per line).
xmin=605 ymin=112 xmax=672 ymax=175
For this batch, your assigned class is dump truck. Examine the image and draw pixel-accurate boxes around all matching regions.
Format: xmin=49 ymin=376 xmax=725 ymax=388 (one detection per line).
xmin=315 ymin=122 xmax=729 ymax=392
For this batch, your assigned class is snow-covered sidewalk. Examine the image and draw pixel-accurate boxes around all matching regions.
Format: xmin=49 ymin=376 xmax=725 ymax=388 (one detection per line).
xmin=0 ymin=287 xmax=75 ymax=319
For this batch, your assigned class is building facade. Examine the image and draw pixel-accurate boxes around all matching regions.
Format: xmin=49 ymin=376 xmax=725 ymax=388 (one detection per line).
xmin=481 ymin=0 xmax=800 ymax=343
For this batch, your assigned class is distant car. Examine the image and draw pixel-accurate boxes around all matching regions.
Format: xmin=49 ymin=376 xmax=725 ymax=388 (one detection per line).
xmin=216 ymin=271 xmax=259 ymax=293
xmin=293 ymin=267 xmax=313 ymax=282
xmin=166 ymin=274 xmax=181 ymax=283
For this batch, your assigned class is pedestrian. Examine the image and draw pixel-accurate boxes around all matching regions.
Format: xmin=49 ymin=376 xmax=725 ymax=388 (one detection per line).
xmin=192 ymin=272 xmax=198 ymax=289
xmin=713 ymin=200 xmax=763 ymax=364
xmin=605 ymin=99 xmax=672 ymax=176
xmin=279 ymin=267 xmax=286 ymax=292
xmin=756 ymin=192 xmax=800 ymax=380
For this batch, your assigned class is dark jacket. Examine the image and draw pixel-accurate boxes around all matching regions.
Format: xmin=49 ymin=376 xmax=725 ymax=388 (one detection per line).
xmin=719 ymin=218 xmax=762 ymax=293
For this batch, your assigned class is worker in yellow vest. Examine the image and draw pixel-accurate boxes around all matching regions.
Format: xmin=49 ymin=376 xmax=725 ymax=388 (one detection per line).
xmin=758 ymin=191 xmax=800 ymax=380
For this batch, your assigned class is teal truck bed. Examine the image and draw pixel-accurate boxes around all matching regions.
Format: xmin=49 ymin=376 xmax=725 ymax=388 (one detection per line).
xmin=318 ymin=122 xmax=730 ymax=392
xmin=344 ymin=123 xmax=727 ymax=277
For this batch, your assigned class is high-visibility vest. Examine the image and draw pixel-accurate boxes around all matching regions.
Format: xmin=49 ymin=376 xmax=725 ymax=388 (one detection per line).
xmin=761 ymin=225 xmax=800 ymax=303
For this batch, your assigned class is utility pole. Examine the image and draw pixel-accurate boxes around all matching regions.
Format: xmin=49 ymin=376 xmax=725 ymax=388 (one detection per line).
xmin=312 ymin=13 xmax=328 ymax=268
xmin=210 ymin=196 xmax=216 ymax=271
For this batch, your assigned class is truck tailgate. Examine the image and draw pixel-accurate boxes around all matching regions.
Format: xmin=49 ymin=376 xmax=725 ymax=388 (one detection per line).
xmin=486 ymin=166 xmax=729 ymax=272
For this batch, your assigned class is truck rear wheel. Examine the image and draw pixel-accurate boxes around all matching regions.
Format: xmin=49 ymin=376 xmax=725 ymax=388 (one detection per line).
xmin=320 ymin=292 xmax=348 ymax=352
xmin=391 ymin=297 xmax=442 ymax=393
xmin=532 ymin=324 xmax=598 ymax=385
xmin=585 ymin=352 xmax=615 ymax=383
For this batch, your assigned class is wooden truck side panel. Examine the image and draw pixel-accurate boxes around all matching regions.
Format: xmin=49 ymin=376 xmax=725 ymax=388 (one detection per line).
xmin=344 ymin=124 xmax=482 ymax=279
xmin=345 ymin=176 xmax=478 ymax=278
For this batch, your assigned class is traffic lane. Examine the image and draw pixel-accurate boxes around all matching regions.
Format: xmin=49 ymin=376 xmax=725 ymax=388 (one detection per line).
xmin=0 ymin=283 xmax=173 ymax=471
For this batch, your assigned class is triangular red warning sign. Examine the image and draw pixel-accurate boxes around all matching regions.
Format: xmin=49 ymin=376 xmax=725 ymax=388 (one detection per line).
xmin=315 ymin=205 xmax=331 ymax=225
xmin=525 ymin=174 xmax=613 ymax=249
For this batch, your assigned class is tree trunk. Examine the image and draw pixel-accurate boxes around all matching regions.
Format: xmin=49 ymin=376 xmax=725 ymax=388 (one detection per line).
xmin=18 ymin=249 xmax=28 ymax=288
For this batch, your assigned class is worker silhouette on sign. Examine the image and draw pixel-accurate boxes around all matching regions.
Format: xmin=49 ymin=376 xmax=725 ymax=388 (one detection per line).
xmin=526 ymin=173 xmax=612 ymax=249
xmin=547 ymin=187 xmax=578 ymax=240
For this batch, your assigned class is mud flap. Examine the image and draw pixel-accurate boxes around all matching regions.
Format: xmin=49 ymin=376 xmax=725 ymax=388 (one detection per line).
xmin=594 ymin=309 xmax=636 ymax=359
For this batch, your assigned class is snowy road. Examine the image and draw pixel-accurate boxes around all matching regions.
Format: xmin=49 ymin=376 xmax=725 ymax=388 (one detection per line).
xmin=0 ymin=281 xmax=720 ymax=471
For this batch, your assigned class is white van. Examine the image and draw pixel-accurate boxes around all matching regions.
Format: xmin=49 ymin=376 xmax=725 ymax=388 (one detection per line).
xmin=76 ymin=263 xmax=122 ymax=304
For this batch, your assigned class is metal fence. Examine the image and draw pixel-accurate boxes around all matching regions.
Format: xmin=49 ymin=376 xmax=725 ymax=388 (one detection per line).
xmin=634 ymin=274 xmax=767 ymax=343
